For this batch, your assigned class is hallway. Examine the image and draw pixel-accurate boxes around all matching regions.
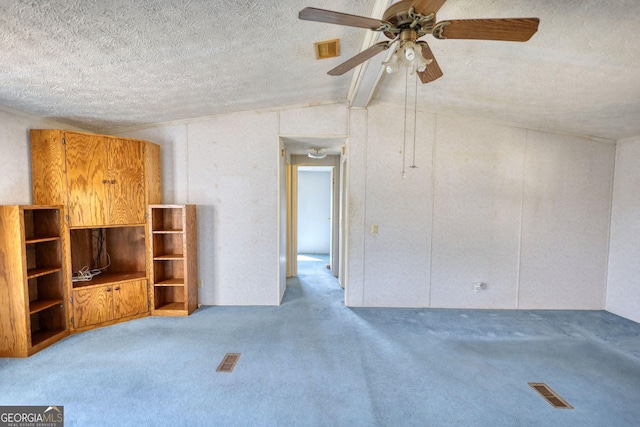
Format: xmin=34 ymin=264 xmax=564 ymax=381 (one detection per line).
xmin=296 ymin=253 xmax=333 ymax=277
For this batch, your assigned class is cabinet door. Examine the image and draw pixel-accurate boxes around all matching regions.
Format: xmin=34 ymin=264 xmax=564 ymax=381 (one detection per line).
xmin=65 ymin=133 xmax=109 ymax=227
xmin=108 ymin=139 xmax=146 ymax=225
xmin=72 ymin=286 xmax=113 ymax=328
xmin=30 ymin=130 xmax=68 ymax=208
xmin=113 ymin=280 xmax=148 ymax=319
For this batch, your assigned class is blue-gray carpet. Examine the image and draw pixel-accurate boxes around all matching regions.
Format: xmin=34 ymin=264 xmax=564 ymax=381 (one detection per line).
xmin=1 ymin=254 xmax=640 ymax=426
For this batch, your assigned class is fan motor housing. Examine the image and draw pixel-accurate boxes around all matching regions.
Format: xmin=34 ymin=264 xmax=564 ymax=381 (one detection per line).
xmin=382 ymin=1 xmax=436 ymax=39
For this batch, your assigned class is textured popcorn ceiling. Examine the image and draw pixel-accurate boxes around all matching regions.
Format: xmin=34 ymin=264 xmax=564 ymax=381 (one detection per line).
xmin=375 ymin=0 xmax=640 ymax=141
xmin=1 ymin=0 xmax=640 ymax=140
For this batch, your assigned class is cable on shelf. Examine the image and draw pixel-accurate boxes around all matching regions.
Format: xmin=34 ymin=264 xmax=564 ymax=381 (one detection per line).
xmin=71 ymin=253 xmax=111 ymax=282
xmin=72 ymin=229 xmax=111 ymax=282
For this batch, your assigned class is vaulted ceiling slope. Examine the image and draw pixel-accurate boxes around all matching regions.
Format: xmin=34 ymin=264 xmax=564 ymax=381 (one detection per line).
xmin=1 ymin=0 xmax=639 ymax=141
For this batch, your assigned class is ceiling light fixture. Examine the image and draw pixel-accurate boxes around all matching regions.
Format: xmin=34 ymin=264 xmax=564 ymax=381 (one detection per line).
xmin=383 ymin=29 xmax=432 ymax=76
xmin=307 ymin=148 xmax=327 ymax=159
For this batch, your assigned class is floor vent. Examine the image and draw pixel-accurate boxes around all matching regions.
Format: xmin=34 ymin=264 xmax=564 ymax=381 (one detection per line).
xmin=216 ymin=353 xmax=241 ymax=372
xmin=529 ymin=383 xmax=573 ymax=409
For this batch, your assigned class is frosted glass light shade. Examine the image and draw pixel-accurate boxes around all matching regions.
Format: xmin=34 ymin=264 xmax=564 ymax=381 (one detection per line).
xmin=384 ymin=41 xmax=432 ymax=75
xmin=308 ymin=148 xmax=327 ymax=159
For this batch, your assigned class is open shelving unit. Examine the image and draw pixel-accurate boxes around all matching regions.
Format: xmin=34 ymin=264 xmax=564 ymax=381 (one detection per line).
xmin=69 ymin=225 xmax=149 ymax=330
xmin=148 ymin=205 xmax=198 ymax=316
xmin=1 ymin=205 xmax=70 ymax=357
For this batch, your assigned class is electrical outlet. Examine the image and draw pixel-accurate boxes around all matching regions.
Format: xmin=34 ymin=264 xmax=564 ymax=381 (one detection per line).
xmin=198 ymin=280 xmax=203 ymax=289
xmin=372 ymin=224 xmax=379 ymax=234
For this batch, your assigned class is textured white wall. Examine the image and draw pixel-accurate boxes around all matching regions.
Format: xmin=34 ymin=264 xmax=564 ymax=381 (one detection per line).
xmin=118 ymin=112 xmax=280 ymax=305
xmin=347 ymin=103 xmax=615 ymax=310
xmin=431 ymin=116 xmax=525 ymax=308
xmin=518 ymin=132 xmax=614 ymax=309
xmin=186 ymin=112 xmax=279 ymax=305
xmin=280 ymin=104 xmax=348 ymax=136
xmin=118 ymin=105 xmax=349 ymax=306
xmin=606 ymin=137 xmax=640 ymax=322
xmin=345 ymin=109 xmax=368 ymax=306
xmin=361 ymin=105 xmax=433 ymax=307
xmin=2 ymin=101 xmax=618 ymax=310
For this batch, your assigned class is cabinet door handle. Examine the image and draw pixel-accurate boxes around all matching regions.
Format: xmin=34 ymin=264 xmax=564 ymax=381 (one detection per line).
xmin=102 ymin=179 xmax=108 ymax=184
xmin=106 ymin=288 xmax=112 ymax=292
xmin=115 ymin=287 xmax=120 ymax=291
xmin=110 ymin=179 xmax=116 ymax=184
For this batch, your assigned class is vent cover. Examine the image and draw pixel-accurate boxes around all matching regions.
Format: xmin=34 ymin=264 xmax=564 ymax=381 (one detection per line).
xmin=529 ymin=383 xmax=573 ymax=409
xmin=216 ymin=353 xmax=241 ymax=373
xmin=315 ymin=39 xmax=340 ymax=59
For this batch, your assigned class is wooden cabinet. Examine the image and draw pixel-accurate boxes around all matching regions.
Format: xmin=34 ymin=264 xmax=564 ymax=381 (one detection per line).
xmin=30 ymin=129 xmax=161 ymax=228
xmin=65 ymin=133 xmax=145 ymax=226
xmin=69 ymin=226 xmax=149 ymax=331
xmin=72 ymin=279 xmax=147 ymax=329
xmin=148 ymin=205 xmax=198 ymax=316
xmin=29 ymin=129 xmax=162 ymax=334
xmin=0 ymin=205 xmax=70 ymax=357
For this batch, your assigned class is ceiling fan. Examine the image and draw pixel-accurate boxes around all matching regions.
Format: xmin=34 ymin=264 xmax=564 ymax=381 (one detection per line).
xmin=299 ymin=0 xmax=539 ymax=83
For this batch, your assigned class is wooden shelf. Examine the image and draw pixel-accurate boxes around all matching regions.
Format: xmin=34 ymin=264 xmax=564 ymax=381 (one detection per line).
xmin=31 ymin=328 xmax=66 ymax=347
xmin=154 ymin=254 xmax=184 ymax=260
xmin=25 ymin=236 xmax=60 ymax=245
xmin=148 ymin=205 xmax=198 ymax=316
xmin=27 ymin=266 xmax=62 ymax=279
xmin=155 ymin=279 xmax=185 ymax=286
xmin=155 ymin=302 xmax=186 ymax=311
xmin=72 ymin=271 xmax=146 ymax=288
xmin=29 ymin=298 xmax=64 ymax=315
xmin=1 ymin=205 xmax=69 ymax=357
xmin=153 ymin=302 xmax=189 ymax=317
xmin=70 ymin=223 xmax=146 ymax=230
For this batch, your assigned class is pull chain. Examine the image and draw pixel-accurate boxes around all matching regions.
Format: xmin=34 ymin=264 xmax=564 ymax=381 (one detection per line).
xmin=402 ymin=67 xmax=408 ymax=179
xmin=410 ymin=73 xmax=418 ymax=169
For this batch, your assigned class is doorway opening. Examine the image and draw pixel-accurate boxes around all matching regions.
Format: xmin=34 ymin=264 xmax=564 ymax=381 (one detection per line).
xmin=279 ymin=136 xmax=348 ymax=304
xmin=297 ymin=166 xmax=333 ymax=277
xmin=286 ymin=154 xmax=343 ymax=282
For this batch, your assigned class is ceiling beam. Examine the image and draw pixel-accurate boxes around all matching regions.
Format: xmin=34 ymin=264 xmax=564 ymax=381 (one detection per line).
xmin=346 ymin=0 xmax=394 ymax=108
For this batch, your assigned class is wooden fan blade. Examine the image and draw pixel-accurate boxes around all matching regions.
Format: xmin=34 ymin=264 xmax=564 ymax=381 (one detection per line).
xmin=299 ymin=7 xmax=386 ymax=30
xmin=328 ymin=42 xmax=390 ymax=76
xmin=435 ymin=18 xmax=540 ymax=41
xmin=412 ymin=0 xmax=448 ymax=15
xmin=417 ymin=42 xmax=443 ymax=83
